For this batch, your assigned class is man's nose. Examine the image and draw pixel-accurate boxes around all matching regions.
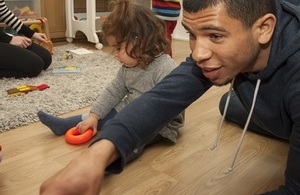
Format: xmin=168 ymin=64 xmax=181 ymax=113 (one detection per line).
xmin=191 ymin=41 xmax=212 ymax=64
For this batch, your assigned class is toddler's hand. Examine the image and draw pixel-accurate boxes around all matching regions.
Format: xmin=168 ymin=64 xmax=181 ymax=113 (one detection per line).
xmin=76 ymin=114 xmax=99 ymax=136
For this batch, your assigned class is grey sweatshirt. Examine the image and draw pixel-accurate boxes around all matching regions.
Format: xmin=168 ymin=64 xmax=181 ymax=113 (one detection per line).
xmin=90 ymin=54 xmax=184 ymax=143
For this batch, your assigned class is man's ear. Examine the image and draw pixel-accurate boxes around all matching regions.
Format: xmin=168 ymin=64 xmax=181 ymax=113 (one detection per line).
xmin=254 ymin=13 xmax=276 ymax=44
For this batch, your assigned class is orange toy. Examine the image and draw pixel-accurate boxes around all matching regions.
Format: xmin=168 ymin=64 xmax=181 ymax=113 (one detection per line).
xmin=65 ymin=127 xmax=93 ymax=145
xmin=40 ymin=40 xmax=53 ymax=55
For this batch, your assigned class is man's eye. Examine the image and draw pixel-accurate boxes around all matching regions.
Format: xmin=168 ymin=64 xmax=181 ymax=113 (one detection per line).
xmin=209 ymin=34 xmax=223 ymax=42
xmin=186 ymin=31 xmax=196 ymax=40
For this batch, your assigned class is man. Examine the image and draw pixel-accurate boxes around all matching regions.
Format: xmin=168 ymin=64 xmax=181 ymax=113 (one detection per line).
xmin=40 ymin=0 xmax=300 ymax=194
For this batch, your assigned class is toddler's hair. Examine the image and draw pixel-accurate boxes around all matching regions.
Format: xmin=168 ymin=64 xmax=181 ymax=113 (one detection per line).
xmin=102 ymin=0 xmax=170 ymax=68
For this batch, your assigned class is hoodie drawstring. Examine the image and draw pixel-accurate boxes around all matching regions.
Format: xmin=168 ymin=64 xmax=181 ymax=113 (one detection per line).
xmin=211 ymin=77 xmax=235 ymax=151
xmin=212 ymin=78 xmax=261 ymax=173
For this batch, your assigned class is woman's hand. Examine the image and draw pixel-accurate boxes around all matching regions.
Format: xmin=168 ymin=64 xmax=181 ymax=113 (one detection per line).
xmin=9 ymin=36 xmax=32 ymax=48
xmin=32 ymin=32 xmax=48 ymax=43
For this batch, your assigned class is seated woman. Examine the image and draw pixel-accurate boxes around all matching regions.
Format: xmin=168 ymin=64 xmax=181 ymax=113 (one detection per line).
xmin=0 ymin=0 xmax=52 ymax=78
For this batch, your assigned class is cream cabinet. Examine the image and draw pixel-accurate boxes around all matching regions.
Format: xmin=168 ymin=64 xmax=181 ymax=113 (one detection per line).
xmin=41 ymin=0 xmax=66 ymax=39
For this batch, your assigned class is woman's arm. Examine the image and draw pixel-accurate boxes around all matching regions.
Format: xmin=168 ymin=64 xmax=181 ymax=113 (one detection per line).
xmin=0 ymin=0 xmax=35 ymax=38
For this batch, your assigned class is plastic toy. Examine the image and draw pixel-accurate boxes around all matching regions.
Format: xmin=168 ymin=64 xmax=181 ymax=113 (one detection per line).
xmin=6 ymin=84 xmax=49 ymax=96
xmin=40 ymin=40 xmax=54 ymax=55
xmin=58 ymin=52 xmax=73 ymax=61
xmin=12 ymin=6 xmax=37 ymax=18
xmin=65 ymin=127 xmax=93 ymax=145
xmin=29 ymin=23 xmax=42 ymax=33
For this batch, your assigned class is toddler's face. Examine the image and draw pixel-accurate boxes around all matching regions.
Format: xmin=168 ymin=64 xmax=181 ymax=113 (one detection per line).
xmin=106 ymin=35 xmax=138 ymax=68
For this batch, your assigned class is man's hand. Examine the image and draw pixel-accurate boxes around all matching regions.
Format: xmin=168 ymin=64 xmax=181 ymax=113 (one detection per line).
xmin=40 ymin=140 xmax=119 ymax=195
xmin=9 ymin=36 xmax=32 ymax=48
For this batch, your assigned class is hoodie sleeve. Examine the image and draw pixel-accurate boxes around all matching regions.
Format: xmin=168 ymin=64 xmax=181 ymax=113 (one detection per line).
xmin=90 ymin=57 xmax=213 ymax=173
xmin=260 ymin=103 xmax=300 ymax=195
xmin=274 ymin=82 xmax=300 ymax=195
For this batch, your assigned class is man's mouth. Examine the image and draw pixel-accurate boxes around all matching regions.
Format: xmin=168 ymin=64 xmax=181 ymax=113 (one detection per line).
xmin=201 ymin=67 xmax=222 ymax=80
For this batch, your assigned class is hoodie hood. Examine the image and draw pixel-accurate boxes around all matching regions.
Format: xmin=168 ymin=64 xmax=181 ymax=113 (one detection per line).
xmin=213 ymin=0 xmax=300 ymax=172
xmin=250 ymin=0 xmax=300 ymax=80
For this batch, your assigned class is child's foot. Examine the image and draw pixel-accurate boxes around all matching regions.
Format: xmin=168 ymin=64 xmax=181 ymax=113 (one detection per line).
xmin=37 ymin=110 xmax=82 ymax=136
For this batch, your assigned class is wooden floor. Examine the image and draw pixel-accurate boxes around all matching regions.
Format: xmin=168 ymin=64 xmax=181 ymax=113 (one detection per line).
xmin=0 ymin=39 xmax=289 ymax=195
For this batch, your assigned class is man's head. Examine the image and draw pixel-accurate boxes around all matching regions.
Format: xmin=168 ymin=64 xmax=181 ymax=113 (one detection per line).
xmin=183 ymin=0 xmax=276 ymax=29
xmin=182 ymin=0 xmax=277 ymax=86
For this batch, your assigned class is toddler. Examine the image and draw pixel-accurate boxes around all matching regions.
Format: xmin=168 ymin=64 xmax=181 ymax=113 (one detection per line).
xmin=38 ymin=0 xmax=184 ymax=163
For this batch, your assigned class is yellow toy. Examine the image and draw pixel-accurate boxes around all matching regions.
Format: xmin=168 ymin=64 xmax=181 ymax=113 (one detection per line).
xmin=6 ymin=84 xmax=49 ymax=96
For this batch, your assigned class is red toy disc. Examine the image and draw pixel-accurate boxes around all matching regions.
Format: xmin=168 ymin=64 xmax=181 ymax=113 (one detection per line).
xmin=65 ymin=127 xmax=93 ymax=145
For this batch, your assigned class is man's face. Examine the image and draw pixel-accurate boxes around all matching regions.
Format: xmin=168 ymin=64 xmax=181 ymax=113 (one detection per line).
xmin=182 ymin=4 xmax=261 ymax=86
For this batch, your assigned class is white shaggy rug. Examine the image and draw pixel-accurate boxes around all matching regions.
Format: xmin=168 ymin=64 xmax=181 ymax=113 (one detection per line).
xmin=0 ymin=44 xmax=120 ymax=132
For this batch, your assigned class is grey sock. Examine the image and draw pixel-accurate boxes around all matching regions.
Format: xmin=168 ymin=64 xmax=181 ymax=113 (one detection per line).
xmin=37 ymin=110 xmax=82 ymax=136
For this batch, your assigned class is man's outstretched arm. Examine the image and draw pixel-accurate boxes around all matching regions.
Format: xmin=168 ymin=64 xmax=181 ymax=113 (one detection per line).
xmin=40 ymin=57 xmax=211 ymax=194
xmin=40 ymin=139 xmax=118 ymax=195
